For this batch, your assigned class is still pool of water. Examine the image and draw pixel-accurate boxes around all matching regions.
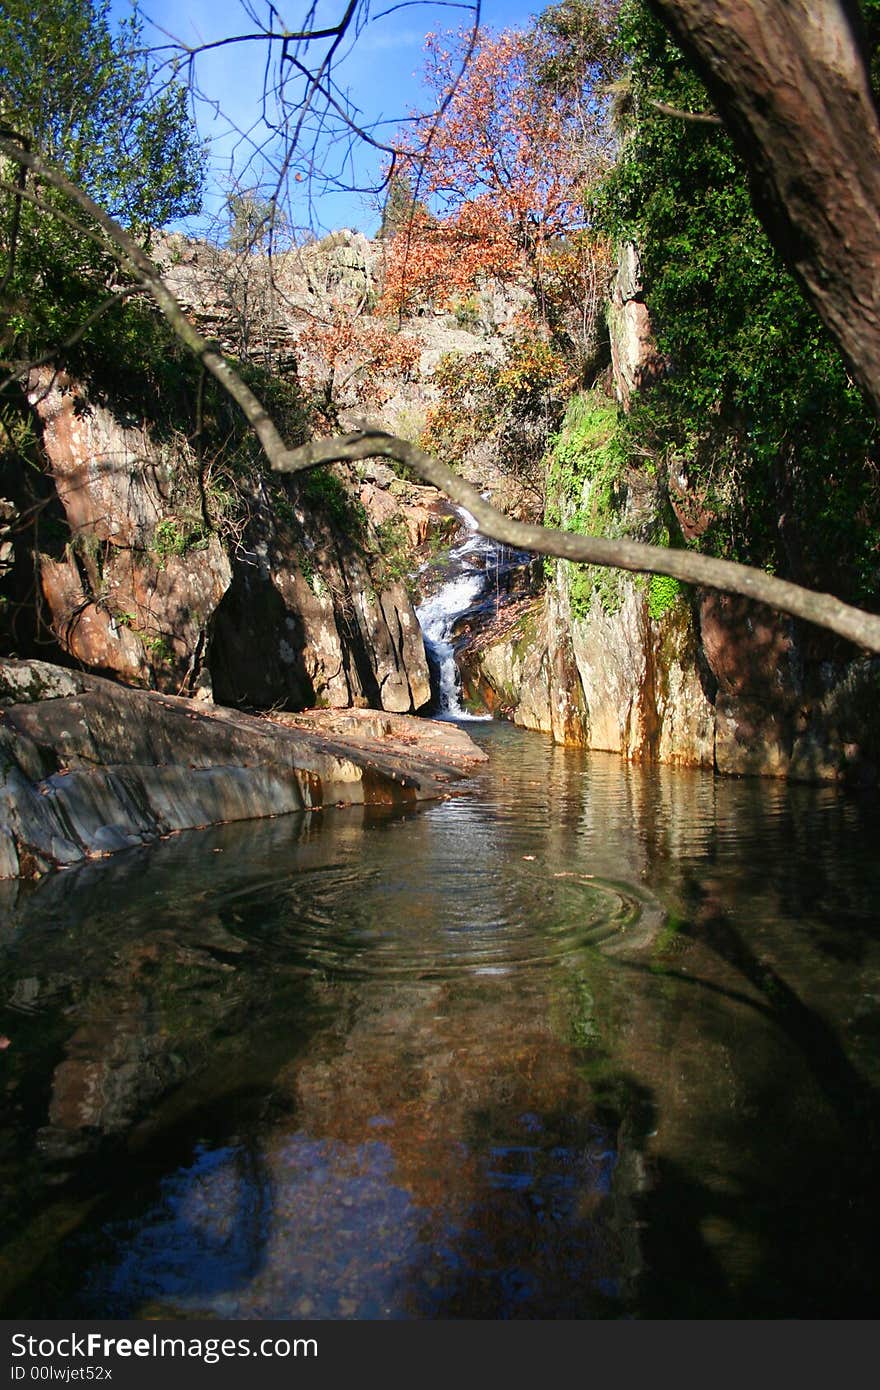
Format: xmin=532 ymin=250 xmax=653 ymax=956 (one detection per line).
xmin=1 ymin=722 xmax=878 ymax=1318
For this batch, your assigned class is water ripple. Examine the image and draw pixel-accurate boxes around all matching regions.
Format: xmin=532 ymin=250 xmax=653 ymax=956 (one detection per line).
xmin=221 ymin=861 xmax=654 ymax=981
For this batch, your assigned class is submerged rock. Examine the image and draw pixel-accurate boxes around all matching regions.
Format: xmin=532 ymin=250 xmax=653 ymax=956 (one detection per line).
xmin=0 ymin=658 xmax=486 ymax=879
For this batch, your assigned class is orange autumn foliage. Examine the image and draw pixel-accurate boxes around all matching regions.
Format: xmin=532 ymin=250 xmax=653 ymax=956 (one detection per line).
xmin=296 ymin=302 xmax=422 ymax=420
xmin=381 ymin=201 xmax=522 ymax=315
xmin=380 ymin=23 xmax=614 ymax=317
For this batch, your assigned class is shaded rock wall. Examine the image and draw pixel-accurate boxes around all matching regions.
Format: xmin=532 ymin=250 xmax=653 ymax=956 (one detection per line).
xmin=5 ymin=369 xmax=431 ymax=715
xmin=459 ymin=594 xmax=587 ymax=745
xmin=206 ymin=478 xmax=431 ymax=714
xmin=9 ymin=368 xmax=231 ymax=691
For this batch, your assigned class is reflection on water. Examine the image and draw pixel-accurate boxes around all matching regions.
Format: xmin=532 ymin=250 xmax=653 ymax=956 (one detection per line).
xmin=1 ymin=723 xmax=878 ymax=1317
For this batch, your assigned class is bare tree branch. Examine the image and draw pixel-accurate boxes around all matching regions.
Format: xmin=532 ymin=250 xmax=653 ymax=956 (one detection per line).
xmin=274 ymin=431 xmax=880 ymax=652
xmin=647 ymin=98 xmax=722 ymax=124
xmin=140 ymin=0 xmax=481 ymax=228
xmin=4 ymin=118 xmax=880 ymax=656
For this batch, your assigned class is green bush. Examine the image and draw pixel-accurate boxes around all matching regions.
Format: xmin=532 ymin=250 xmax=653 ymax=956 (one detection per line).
xmin=299 ymin=469 xmax=367 ymax=535
xmin=151 ymin=517 xmax=207 ymax=561
xmin=594 ymin=0 xmax=880 ymax=606
xmin=370 ymin=517 xmax=413 ymax=586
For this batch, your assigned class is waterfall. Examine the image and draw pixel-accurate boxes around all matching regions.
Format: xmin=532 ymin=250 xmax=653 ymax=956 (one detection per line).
xmin=416 ymin=571 xmax=488 ymax=719
xmin=415 ymin=508 xmax=506 ymax=720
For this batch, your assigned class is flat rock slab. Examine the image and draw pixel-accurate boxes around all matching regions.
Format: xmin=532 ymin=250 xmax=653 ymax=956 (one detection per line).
xmin=0 ymin=659 xmax=487 ymax=879
xmin=273 ymin=706 xmax=488 ymax=779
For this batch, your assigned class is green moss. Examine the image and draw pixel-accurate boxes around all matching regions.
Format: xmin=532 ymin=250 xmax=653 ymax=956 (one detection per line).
xmin=647 ymin=572 xmax=683 ymax=620
xmin=510 ymin=603 xmax=540 ymax=656
xmin=547 ymin=391 xmax=627 ymax=507
xmin=297 ymin=550 xmax=316 ymax=589
xmin=545 ymin=390 xmax=630 ymax=619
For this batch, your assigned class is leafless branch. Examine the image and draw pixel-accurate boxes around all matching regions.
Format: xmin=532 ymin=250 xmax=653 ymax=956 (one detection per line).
xmin=647 ymin=98 xmax=722 ymax=124
xmin=4 ymin=99 xmax=880 ymax=656
xmin=274 ymin=431 xmax=880 ymax=651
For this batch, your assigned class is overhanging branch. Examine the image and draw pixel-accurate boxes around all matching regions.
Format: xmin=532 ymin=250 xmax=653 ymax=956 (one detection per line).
xmin=3 ymin=133 xmax=880 ymax=654
xmin=275 ymin=432 xmax=880 ymax=652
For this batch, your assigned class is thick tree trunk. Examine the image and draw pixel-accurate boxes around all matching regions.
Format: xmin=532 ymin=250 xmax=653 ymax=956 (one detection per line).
xmin=649 ymin=0 xmax=880 ymax=416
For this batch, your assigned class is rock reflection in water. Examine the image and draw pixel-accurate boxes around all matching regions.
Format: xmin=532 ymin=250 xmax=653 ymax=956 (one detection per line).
xmin=79 ymin=1084 xmax=630 ymax=1319
xmin=1 ymin=722 xmax=879 ymax=1317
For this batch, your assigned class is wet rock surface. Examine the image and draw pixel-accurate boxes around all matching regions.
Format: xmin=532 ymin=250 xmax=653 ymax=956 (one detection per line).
xmin=0 ymin=658 xmax=486 ymax=878
xmin=462 ymin=578 xmax=880 ymax=783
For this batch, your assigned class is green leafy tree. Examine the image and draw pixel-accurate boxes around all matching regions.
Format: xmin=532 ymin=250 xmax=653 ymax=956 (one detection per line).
xmin=596 ymin=0 xmax=880 ymax=605
xmin=0 ymin=0 xmax=203 ymax=386
xmin=1 ymin=0 xmax=202 ymax=227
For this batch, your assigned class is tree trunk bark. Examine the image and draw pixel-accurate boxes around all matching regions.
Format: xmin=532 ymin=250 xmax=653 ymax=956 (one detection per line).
xmin=649 ymin=0 xmax=880 ymax=416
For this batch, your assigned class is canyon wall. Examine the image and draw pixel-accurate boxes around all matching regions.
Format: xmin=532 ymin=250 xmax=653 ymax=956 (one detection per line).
xmin=2 ymin=362 xmax=435 ymax=717
xmin=0 ymin=229 xmax=517 ymax=717
xmin=462 ymin=576 xmax=880 ymax=784
xmin=4 ymin=230 xmax=877 ymax=786
xmin=459 ymin=246 xmax=880 ymax=786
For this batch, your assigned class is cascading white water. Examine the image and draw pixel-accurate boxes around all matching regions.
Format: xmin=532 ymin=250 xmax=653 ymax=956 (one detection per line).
xmin=415 ymin=508 xmax=496 ymax=720
xmin=416 ymin=507 xmax=535 ymax=719
xmin=416 ymin=571 xmax=488 ymax=718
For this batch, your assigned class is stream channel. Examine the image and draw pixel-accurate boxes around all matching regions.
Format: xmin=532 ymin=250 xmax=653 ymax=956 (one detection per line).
xmin=1 ymin=528 xmax=879 ymax=1318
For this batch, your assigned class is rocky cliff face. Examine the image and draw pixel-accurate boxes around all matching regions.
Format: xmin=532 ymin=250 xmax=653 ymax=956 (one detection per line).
xmin=606 ymin=243 xmax=663 ymax=410
xmin=432 ymin=502 xmax=877 ymax=781
xmin=1 ymin=229 xmax=527 ymax=716
xmin=458 ymin=249 xmax=880 ymax=786
xmin=463 ymin=561 xmax=880 ymax=784
xmin=3 ymin=364 xmax=434 ymax=715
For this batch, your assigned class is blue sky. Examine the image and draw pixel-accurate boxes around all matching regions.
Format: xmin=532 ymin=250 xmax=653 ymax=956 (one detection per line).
xmin=114 ymin=1 xmax=543 ymax=237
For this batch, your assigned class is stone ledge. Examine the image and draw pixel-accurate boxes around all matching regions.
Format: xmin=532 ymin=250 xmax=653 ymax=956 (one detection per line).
xmin=0 ymin=659 xmax=487 ymax=879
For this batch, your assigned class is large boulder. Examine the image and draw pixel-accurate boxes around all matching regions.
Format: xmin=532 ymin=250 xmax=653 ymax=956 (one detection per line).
xmin=0 ymin=658 xmax=486 ymax=879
